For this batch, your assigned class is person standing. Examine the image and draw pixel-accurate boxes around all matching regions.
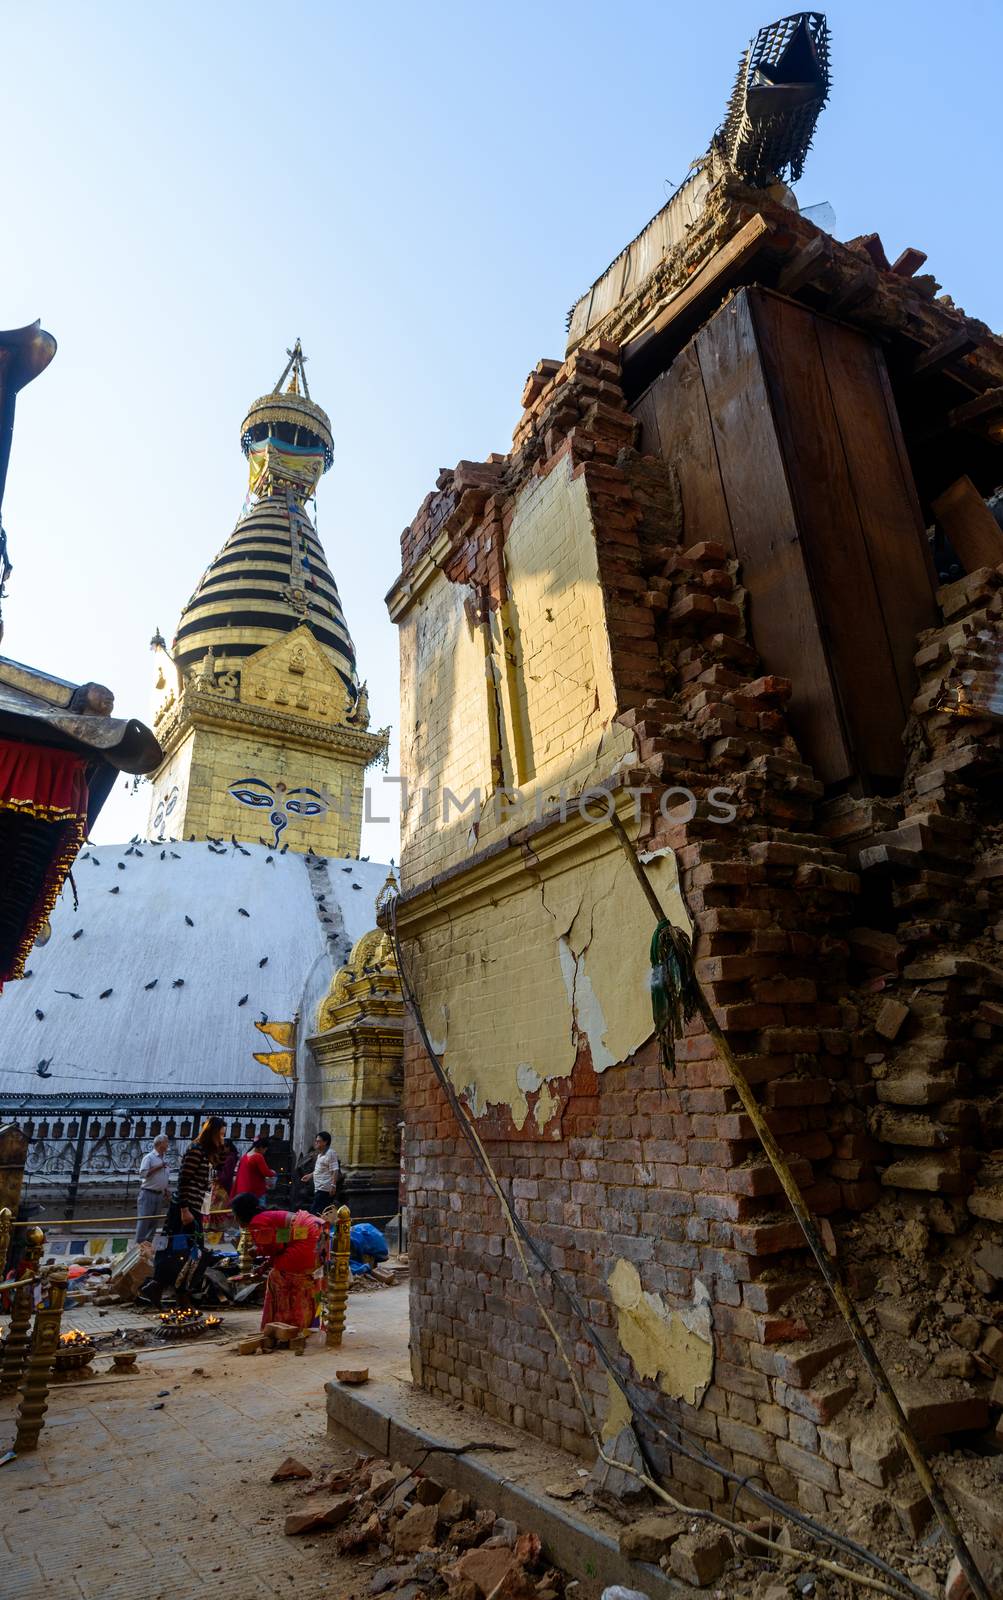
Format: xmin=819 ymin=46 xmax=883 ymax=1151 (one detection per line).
xmin=231 ymin=1135 xmax=275 ymax=1205
xmin=205 ymin=1138 xmax=239 ymax=1246
xmin=140 ymin=1117 xmax=225 ymax=1308
xmin=308 ymin=1131 xmax=340 ymax=1214
xmin=136 ymin=1135 xmax=170 ymax=1243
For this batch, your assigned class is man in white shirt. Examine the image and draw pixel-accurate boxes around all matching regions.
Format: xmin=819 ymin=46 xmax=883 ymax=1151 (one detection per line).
xmin=136 ymin=1135 xmax=171 ymax=1243
xmin=309 ymin=1131 xmax=340 ymax=1214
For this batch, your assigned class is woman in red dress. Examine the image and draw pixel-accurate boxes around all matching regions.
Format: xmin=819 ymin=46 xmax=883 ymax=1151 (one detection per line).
xmin=231 ymin=1192 xmax=324 ymax=1331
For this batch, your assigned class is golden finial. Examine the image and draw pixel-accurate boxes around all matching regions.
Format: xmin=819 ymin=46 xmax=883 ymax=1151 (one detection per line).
xmin=272 ymin=338 xmax=310 ymax=400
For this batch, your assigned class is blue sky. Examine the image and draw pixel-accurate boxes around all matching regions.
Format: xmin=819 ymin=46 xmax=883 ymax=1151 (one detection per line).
xmin=3 ymin=1 xmax=1001 ymax=860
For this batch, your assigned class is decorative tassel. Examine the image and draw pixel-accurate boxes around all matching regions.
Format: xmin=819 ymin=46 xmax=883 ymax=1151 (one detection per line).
xmin=649 ymin=919 xmax=698 ymax=1073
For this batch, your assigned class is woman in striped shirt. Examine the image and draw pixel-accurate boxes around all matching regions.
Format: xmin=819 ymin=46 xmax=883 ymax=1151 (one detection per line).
xmin=140 ymin=1117 xmax=226 ymax=1308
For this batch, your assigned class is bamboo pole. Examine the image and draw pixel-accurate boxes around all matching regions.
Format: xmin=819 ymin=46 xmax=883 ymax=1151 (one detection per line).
xmin=607 ymin=811 xmax=990 ymax=1600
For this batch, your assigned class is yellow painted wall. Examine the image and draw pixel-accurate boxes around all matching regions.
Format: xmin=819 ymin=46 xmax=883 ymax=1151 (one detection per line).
xmin=397 ymin=459 xmax=633 ymax=888
xmin=406 ymin=833 xmax=686 ymax=1127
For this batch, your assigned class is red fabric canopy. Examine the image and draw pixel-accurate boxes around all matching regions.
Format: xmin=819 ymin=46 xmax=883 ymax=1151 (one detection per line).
xmin=0 ymin=738 xmax=89 ymax=819
xmin=0 ymin=738 xmax=89 ymax=988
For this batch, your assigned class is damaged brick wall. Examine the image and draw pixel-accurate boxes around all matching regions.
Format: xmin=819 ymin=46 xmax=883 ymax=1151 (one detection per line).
xmin=389 ymin=321 xmax=1003 ymax=1533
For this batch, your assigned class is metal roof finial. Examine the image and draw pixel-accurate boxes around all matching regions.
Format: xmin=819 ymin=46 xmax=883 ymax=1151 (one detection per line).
xmin=272 ymin=338 xmax=311 ymax=401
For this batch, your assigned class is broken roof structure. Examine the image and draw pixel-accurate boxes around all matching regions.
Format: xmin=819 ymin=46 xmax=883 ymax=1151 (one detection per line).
xmin=383 ymin=10 xmax=1003 ymax=1577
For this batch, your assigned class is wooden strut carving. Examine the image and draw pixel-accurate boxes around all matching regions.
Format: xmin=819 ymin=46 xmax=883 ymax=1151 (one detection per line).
xmin=14 ymin=1265 xmax=69 ymax=1452
xmin=324 ymin=1205 xmax=352 ymax=1348
xmin=0 ymin=1207 xmax=12 ymax=1277
xmin=0 ymin=1225 xmax=45 ymax=1395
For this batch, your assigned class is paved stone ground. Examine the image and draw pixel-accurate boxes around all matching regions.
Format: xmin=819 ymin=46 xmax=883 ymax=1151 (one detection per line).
xmin=0 ymin=1285 xmax=411 ymax=1600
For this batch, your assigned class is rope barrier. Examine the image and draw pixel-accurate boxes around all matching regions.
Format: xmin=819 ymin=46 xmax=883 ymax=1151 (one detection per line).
xmin=10 ymin=1208 xmax=399 ymax=1230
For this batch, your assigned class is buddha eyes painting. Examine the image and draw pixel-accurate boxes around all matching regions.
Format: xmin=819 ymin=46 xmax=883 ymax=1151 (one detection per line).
xmin=152 ymin=785 xmax=180 ymax=835
xmin=227 ymin=777 xmax=328 ymax=846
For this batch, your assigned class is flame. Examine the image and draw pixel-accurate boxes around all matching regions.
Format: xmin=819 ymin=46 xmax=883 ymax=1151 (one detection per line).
xmin=59 ymin=1330 xmax=94 ymax=1347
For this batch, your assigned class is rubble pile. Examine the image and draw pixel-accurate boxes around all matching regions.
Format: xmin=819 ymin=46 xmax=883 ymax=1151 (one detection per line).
xmin=269 ymin=1448 xmax=1003 ymax=1600
xmin=275 ymin=1453 xmax=569 ymax=1600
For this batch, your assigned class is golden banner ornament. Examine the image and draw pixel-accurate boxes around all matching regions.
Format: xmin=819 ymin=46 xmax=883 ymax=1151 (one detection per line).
xmin=253 ymin=1050 xmax=294 ymax=1078
xmin=255 ymin=1020 xmax=295 ymax=1047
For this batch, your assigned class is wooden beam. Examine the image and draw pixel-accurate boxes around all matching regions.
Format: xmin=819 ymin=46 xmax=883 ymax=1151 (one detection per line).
xmin=621 ymin=215 xmax=772 ymax=393
xmin=891 ymin=247 xmax=928 ymax=278
xmin=911 ymin=328 xmax=981 ymax=377
xmin=932 ymin=475 xmax=1003 ymax=574
xmin=777 ymin=233 xmax=832 ymax=295
xmin=826 ymin=261 xmax=879 ymax=317
xmin=947 ymin=387 xmax=1003 ymax=433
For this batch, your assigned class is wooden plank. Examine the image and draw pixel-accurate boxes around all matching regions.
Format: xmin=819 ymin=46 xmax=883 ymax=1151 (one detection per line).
xmin=621 ymin=215 xmax=772 ymax=395
xmin=813 ymin=314 xmax=939 ymax=713
xmin=891 ymin=247 xmax=928 ymax=278
xmin=911 ymin=328 xmax=981 ymax=378
xmin=695 ymin=291 xmax=852 ymax=784
xmin=631 ymin=386 xmax=662 ymax=456
xmin=777 ymin=233 xmax=831 ymax=295
xmin=932 ymin=475 xmax=1003 ymax=574
xmin=749 ymin=288 xmax=908 ymax=782
xmin=871 ymin=348 xmax=941 ymax=593
xmin=638 ymin=346 xmax=736 ymax=554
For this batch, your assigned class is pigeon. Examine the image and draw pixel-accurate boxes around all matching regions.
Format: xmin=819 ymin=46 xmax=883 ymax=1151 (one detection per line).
xmin=117 ymin=862 xmax=126 ymax=871
xmin=184 ymin=915 xmax=194 ymax=927
xmin=22 ymin=969 xmax=32 ymax=978
xmin=237 ymin=995 xmax=248 ymax=1007
xmin=91 ymin=856 xmax=101 ymax=865
xmin=55 ymin=990 xmax=82 ymax=999
xmin=131 ymin=834 xmax=140 ymax=844
xmin=265 ymin=855 xmax=274 ymax=865
xmin=34 ymin=1009 xmax=44 ymax=1021
xmin=280 ymin=843 xmax=289 ymax=854
xmin=172 ymin=978 xmax=185 ymax=988
xmin=144 ymin=979 xmax=158 ymax=990
xmin=360 ymin=855 xmax=369 ymax=862
xmin=352 ymin=884 xmax=362 ymax=891
xmin=72 ymin=929 xmax=83 ymax=941
xmin=99 ymin=988 xmax=113 ymax=999
xmin=231 ymin=834 xmax=239 ymax=847
xmin=36 ymin=1062 xmax=52 ymax=1078
xmin=259 ymin=1012 xmax=268 ymax=1025
xmin=259 ymin=836 xmax=268 ymax=846
xmin=237 ymin=907 xmax=250 ymax=917
xmin=258 ymin=957 xmax=268 ymax=968
xmin=134 ymin=848 xmax=143 ymax=857
xmin=171 ymin=852 xmax=181 ymax=860
xmin=124 ymin=846 xmax=135 ymax=857
xmin=341 ymin=867 xmax=352 ymax=873
xmin=109 ymin=886 xmax=120 ymax=894
xmin=80 ymin=851 xmax=90 ymax=861
xmin=160 ymin=850 xmax=166 ymax=860
xmin=236 ymin=844 xmax=250 ymax=857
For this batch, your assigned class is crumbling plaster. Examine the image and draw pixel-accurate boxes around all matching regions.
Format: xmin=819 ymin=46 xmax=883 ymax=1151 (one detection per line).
xmin=407 ymin=834 xmax=686 ymax=1132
